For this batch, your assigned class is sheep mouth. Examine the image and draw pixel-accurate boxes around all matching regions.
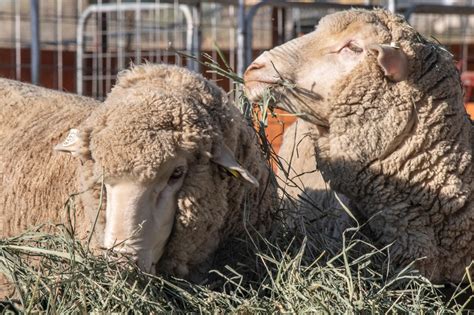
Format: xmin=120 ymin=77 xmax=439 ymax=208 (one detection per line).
xmin=244 ymin=80 xmax=279 ymax=103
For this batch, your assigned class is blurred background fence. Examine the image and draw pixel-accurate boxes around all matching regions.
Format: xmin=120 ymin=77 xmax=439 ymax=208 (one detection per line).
xmin=0 ymin=0 xmax=473 ymax=149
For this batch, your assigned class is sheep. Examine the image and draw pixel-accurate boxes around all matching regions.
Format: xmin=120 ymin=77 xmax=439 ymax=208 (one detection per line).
xmin=0 ymin=78 xmax=100 ymax=239
xmin=244 ymin=8 xmax=473 ymax=283
xmin=0 ymin=78 xmax=100 ymax=295
xmin=0 ymin=64 xmax=277 ymax=281
xmin=277 ymin=118 xmax=352 ymax=250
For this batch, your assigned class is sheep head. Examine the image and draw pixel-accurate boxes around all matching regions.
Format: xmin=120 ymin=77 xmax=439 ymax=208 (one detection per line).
xmin=55 ymin=64 xmax=260 ymax=274
xmin=244 ymin=9 xmax=411 ymax=129
xmin=243 ymin=8 xmax=464 ymax=189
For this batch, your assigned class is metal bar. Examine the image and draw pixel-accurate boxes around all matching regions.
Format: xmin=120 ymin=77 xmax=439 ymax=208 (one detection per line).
xmin=14 ymin=0 xmax=21 ymax=80
xmin=30 ymin=0 xmax=40 ymax=85
xmin=156 ymin=0 xmax=162 ymax=64
xmin=211 ymin=2 xmax=217 ymax=80
xmin=402 ymin=4 xmax=474 ymax=20
xmin=117 ymin=0 xmax=125 ymax=70
xmin=174 ymin=0 xmax=180 ymax=66
xmin=388 ymin=0 xmax=396 ymax=13
xmin=93 ymin=1 xmax=100 ymax=98
xmin=135 ymin=0 xmax=142 ymax=63
xmin=105 ymin=10 xmax=112 ymax=94
xmin=147 ymin=0 xmax=241 ymax=6
xmin=229 ymin=5 xmax=235 ymax=75
xmin=57 ymin=0 xmax=63 ymax=90
xmin=237 ymin=0 xmax=245 ymax=77
xmin=190 ymin=4 xmax=201 ymax=72
xmin=76 ymin=2 xmax=195 ymax=95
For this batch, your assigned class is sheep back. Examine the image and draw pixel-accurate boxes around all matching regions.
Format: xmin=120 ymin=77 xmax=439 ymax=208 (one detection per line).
xmin=0 ymin=78 xmax=100 ymax=239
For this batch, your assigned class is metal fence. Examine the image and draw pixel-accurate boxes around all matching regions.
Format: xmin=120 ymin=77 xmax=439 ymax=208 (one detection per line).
xmin=0 ymin=0 xmax=473 ymax=101
xmin=0 ymin=0 xmax=241 ymax=99
xmin=76 ymin=2 xmax=197 ymax=98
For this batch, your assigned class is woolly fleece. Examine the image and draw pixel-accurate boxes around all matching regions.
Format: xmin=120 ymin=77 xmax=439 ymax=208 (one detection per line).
xmin=82 ymin=64 xmax=277 ymax=276
xmin=248 ymin=9 xmax=473 ymax=282
xmin=0 ymin=78 xmax=99 ymax=238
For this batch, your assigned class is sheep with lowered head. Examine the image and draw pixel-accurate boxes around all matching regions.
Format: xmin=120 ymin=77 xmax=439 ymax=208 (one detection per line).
xmin=244 ymin=8 xmax=473 ymax=283
xmin=1 ymin=64 xmax=277 ymax=279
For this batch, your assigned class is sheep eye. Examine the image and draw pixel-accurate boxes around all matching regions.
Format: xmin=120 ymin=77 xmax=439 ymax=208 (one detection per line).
xmin=169 ymin=166 xmax=186 ymax=181
xmin=346 ymin=42 xmax=363 ymax=53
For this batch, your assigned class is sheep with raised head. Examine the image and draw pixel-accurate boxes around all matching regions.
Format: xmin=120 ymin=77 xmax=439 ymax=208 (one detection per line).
xmin=1 ymin=64 xmax=277 ymax=280
xmin=244 ymin=8 xmax=473 ymax=283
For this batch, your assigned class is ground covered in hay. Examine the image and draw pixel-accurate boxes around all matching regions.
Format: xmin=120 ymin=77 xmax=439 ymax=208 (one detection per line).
xmin=0 ymin=218 xmax=472 ymax=313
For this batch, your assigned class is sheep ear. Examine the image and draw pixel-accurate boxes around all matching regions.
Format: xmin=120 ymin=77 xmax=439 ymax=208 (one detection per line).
xmin=368 ymin=43 xmax=408 ymax=82
xmin=211 ymin=144 xmax=260 ymax=187
xmin=54 ymin=129 xmax=87 ymax=157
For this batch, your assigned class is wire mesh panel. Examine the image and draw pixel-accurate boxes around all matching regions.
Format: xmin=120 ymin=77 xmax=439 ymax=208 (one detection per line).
xmin=200 ymin=2 xmax=239 ymax=85
xmin=77 ymin=1 xmax=197 ymax=99
xmin=404 ymin=5 xmax=474 ymax=68
xmin=0 ymin=0 xmax=240 ymax=99
xmin=1 ymin=0 xmax=473 ymax=102
xmin=0 ymin=0 xmax=87 ymax=92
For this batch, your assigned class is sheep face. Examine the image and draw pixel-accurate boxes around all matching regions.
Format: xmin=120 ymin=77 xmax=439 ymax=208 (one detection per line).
xmin=55 ymin=127 xmax=190 ymax=273
xmin=101 ymin=156 xmax=188 ymax=273
xmin=244 ymin=9 xmax=408 ymax=127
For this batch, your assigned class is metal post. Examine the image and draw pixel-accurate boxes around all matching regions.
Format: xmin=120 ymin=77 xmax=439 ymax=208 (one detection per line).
xmin=190 ymin=4 xmax=201 ymax=72
xmin=236 ymin=0 xmax=245 ymax=77
xmin=388 ymin=0 xmax=397 ymax=13
xmin=56 ymin=0 xmax=63 ymax=90
xmin=15 ymin=0 xmax=21 ymax=80
xmin=30 ymin=0 xmax=40 ymax=85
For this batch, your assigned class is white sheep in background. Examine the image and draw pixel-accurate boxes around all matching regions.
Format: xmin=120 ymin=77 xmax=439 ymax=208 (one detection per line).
xmin=277 ymin=118 xmax=352 ymax=247
xmin=244 ymin=8 xmax=473 ymax=283
xmin=1 ymin=64 xmax=277 ymax=281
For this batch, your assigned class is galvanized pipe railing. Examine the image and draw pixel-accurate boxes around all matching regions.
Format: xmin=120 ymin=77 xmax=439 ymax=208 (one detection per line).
xmin=76 ymin=3 xmax=196 ymax=95
xmin=30 ymin=0 xmax=40 ymax=85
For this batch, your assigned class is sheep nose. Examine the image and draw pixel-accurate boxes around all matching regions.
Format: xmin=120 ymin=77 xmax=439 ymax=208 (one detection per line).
xmin=245 ymin=61 xmax=265 ymax=74
xmin=244 ymin=51 xmax=279 ymax=88
xmin=244 ymin=61 xmax=266 ymax=84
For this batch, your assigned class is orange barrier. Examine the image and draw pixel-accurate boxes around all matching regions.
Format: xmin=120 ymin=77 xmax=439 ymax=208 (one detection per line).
xmin=466 ymin=103 xmax=474 ymax=119
xmin=261 ymin=109 xmax=297 ymax=154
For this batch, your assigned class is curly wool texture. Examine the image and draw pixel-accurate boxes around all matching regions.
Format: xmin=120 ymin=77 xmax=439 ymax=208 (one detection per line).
xmin=0 ymin=78 xmax=100 ymax=239
xmin=79 ymin=64 xmax=277 ymax=277
xmin=310 ymin=9 xmax=473 ymax=282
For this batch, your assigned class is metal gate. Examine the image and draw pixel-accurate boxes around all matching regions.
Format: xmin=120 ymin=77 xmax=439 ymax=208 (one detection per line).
xmin=76 ymin=2 xmax=197 ymax=98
